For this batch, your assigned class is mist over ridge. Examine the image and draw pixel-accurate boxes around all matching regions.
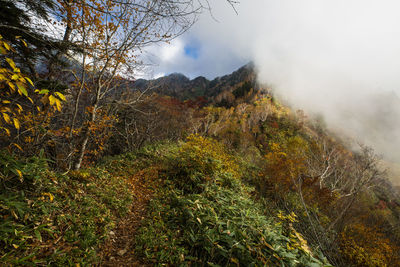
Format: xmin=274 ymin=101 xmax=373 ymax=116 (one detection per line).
xmin=152 ymin=0 xmax=400 ymax=175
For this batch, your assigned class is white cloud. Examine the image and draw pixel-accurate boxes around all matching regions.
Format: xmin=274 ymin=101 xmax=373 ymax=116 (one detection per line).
xmin=159 ymin=39 xmax=185 ymax=62
xmin=154 ymin=72 xmax=165 ymax=79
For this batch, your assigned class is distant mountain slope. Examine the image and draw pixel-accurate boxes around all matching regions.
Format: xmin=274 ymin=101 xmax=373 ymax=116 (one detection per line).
xmin=131 ymin=63 xmax=259 ymax=101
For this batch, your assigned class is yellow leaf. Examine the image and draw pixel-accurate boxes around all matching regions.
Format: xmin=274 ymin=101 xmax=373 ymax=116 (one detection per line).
xmin=16 ymin=82 xmax=28 ymax=96
xmin=16 ymin=104 xmax=22 ymax=111
xmin=7 ymin=81 xmax=16 ymax=91
xmin=3 ymin=42 xmax=10 ymax=51
xmin=2 ymin=100 xmax=10 ymax=104
xmin=230 ymin=257 xmax=239 ymax=265
xmin=49 ymin=95 xmax=56 ymax=106
xmin=25 ymin=77 xmax=33 ymax=86
xmin=16 ymin=169 xmax=23 ymax=178
xmin=13 ymin=143 xmax=23 ymax=151
xmin=13 ymin=118 xmax=20 ymax=129
xmin=2 ymin=113 xmax=10 ymax=124
xmin=12 ymin=244 xmax=19 ymax=249
xmin=38 ymin=89 xmax=49 ymax=94
xmin=54 ymin=92 xmax=66 ymax=101
xmin=11 ymin=210 xmax=18 ymax=219
xmin=27 ymin=97 xmax=33 ymax=104
xmin=42 ymin=192 xmax=54 ymax=202
xmin=5 ymin=58 xmax=16 ymax=69
xmin=4 ymin=128 xmax=10 ymax=136
xmin=55 ymin=99 xmax=62 ymax=111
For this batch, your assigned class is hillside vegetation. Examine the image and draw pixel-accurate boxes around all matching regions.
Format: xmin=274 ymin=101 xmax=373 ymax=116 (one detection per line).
xmin=1 ymin=1 xmax=400 ymax=266
xmin=2 ymin=84 xmax=400 ymax=265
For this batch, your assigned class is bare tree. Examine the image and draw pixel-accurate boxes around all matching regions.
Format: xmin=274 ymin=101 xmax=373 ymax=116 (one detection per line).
xmin=47 ymin=0 xmax=239 ymax=169
xmin=325 ymin=145 xmax=385 ymax=231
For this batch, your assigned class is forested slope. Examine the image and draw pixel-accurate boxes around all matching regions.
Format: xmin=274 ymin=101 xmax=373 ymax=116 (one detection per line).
xmin=2 ymin=76 xmax=400 ymax=265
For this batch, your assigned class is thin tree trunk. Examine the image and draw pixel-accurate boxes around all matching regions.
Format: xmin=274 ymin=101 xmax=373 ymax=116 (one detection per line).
xmin=74 ymin=103 xmax=98 ymax=170
xmin=62 ymin=1 xmax=72 ymax=46
xmin=69 ymin=84 xmax=83 ymax=137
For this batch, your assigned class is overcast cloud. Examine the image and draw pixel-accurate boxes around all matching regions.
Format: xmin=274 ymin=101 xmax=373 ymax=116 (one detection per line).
xmin=146 ymin=0 xmax=400 ymax=167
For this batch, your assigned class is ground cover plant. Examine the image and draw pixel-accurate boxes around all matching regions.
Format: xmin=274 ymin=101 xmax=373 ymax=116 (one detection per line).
xmin=0 ymin=151 xmax=132 ymax=265
xmin=135 ymin=135 xmax=332 ymax=266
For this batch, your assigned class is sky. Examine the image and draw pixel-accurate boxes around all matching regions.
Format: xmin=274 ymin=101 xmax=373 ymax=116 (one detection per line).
xmin=146 ymin=0 xmax=400 ymax=171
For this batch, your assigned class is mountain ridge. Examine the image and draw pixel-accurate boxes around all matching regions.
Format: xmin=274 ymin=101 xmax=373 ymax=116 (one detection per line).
xmin=131 ymin=62 xmax=257 ymax=101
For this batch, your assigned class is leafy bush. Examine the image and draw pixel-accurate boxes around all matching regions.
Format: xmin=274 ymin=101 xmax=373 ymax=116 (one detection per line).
xmin=164 ymin=134 xmax=239 ymax=193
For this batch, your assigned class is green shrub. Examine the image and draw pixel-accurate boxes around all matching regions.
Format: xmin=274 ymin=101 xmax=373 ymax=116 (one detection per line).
xmin=136 ymin=137 xmax=331 ymax=266
xmin=163 ymin=135 xmax=239 ymax=194
xmin=136 ymin=175 xmax=331 ymax=266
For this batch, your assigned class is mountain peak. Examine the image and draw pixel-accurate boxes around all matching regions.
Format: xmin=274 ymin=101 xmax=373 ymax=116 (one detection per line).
xmin=129 ymin=64 xmax=257 ymax=100
xmin=166 ymin=72 xmax=189 ymax=81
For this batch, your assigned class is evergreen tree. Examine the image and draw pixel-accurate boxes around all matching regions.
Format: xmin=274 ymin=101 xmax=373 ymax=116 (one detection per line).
xmin=0 ymin=0 xmax=62 ymax=76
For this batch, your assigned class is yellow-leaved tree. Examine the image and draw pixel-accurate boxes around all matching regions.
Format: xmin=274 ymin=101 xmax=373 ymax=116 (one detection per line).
xmin=0 ymin=35 xmax=66 ymax=151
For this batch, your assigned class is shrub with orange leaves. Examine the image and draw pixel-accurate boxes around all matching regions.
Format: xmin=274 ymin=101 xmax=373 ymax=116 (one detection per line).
xmin=260 ymin=135 xmax=309 ymax=195
xmin=81 ymin=108 xmax=116 ymax=166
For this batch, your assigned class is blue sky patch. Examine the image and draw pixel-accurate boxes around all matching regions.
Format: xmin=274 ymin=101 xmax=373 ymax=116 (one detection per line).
xmin=184 ymin=44 xmax=200 ymax=59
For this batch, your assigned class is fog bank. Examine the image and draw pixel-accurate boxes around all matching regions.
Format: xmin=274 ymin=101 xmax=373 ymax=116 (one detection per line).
xmin=150 ymin=1 xmax=400 ymax=183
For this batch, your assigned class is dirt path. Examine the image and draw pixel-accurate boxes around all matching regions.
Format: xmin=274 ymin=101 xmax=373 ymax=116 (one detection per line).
xmin=98 ymin=167 xmax=159 ymax=266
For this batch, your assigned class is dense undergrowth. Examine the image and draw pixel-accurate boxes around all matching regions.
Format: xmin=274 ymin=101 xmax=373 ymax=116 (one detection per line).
xmin=1 ymin=131 xmax=399 ymax=266
xmin=0 ymin=136 xmax=333 ymax=266
xmin=135 ymin=136 xmax=332 ymax=266
xmin=0 ymin=151 xmax=133 ymax=266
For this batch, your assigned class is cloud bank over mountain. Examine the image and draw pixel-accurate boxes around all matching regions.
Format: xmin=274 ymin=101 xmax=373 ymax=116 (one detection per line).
xmin=148 ymin=0 xmax=400 ymax=162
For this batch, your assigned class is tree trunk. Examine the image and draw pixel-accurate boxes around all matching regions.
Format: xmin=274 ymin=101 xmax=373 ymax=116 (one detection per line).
xmin=74 ymin=103 xmax=98 ymax=170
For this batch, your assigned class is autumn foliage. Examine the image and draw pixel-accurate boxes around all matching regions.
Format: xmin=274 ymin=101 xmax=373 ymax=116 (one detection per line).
xmin=0 ymin=1 xmax=400 ymax=265
xmin=166 ymin=134 xmax=239 ymax=193
xmin=339 ymin=223 xmax=400 ymax=266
